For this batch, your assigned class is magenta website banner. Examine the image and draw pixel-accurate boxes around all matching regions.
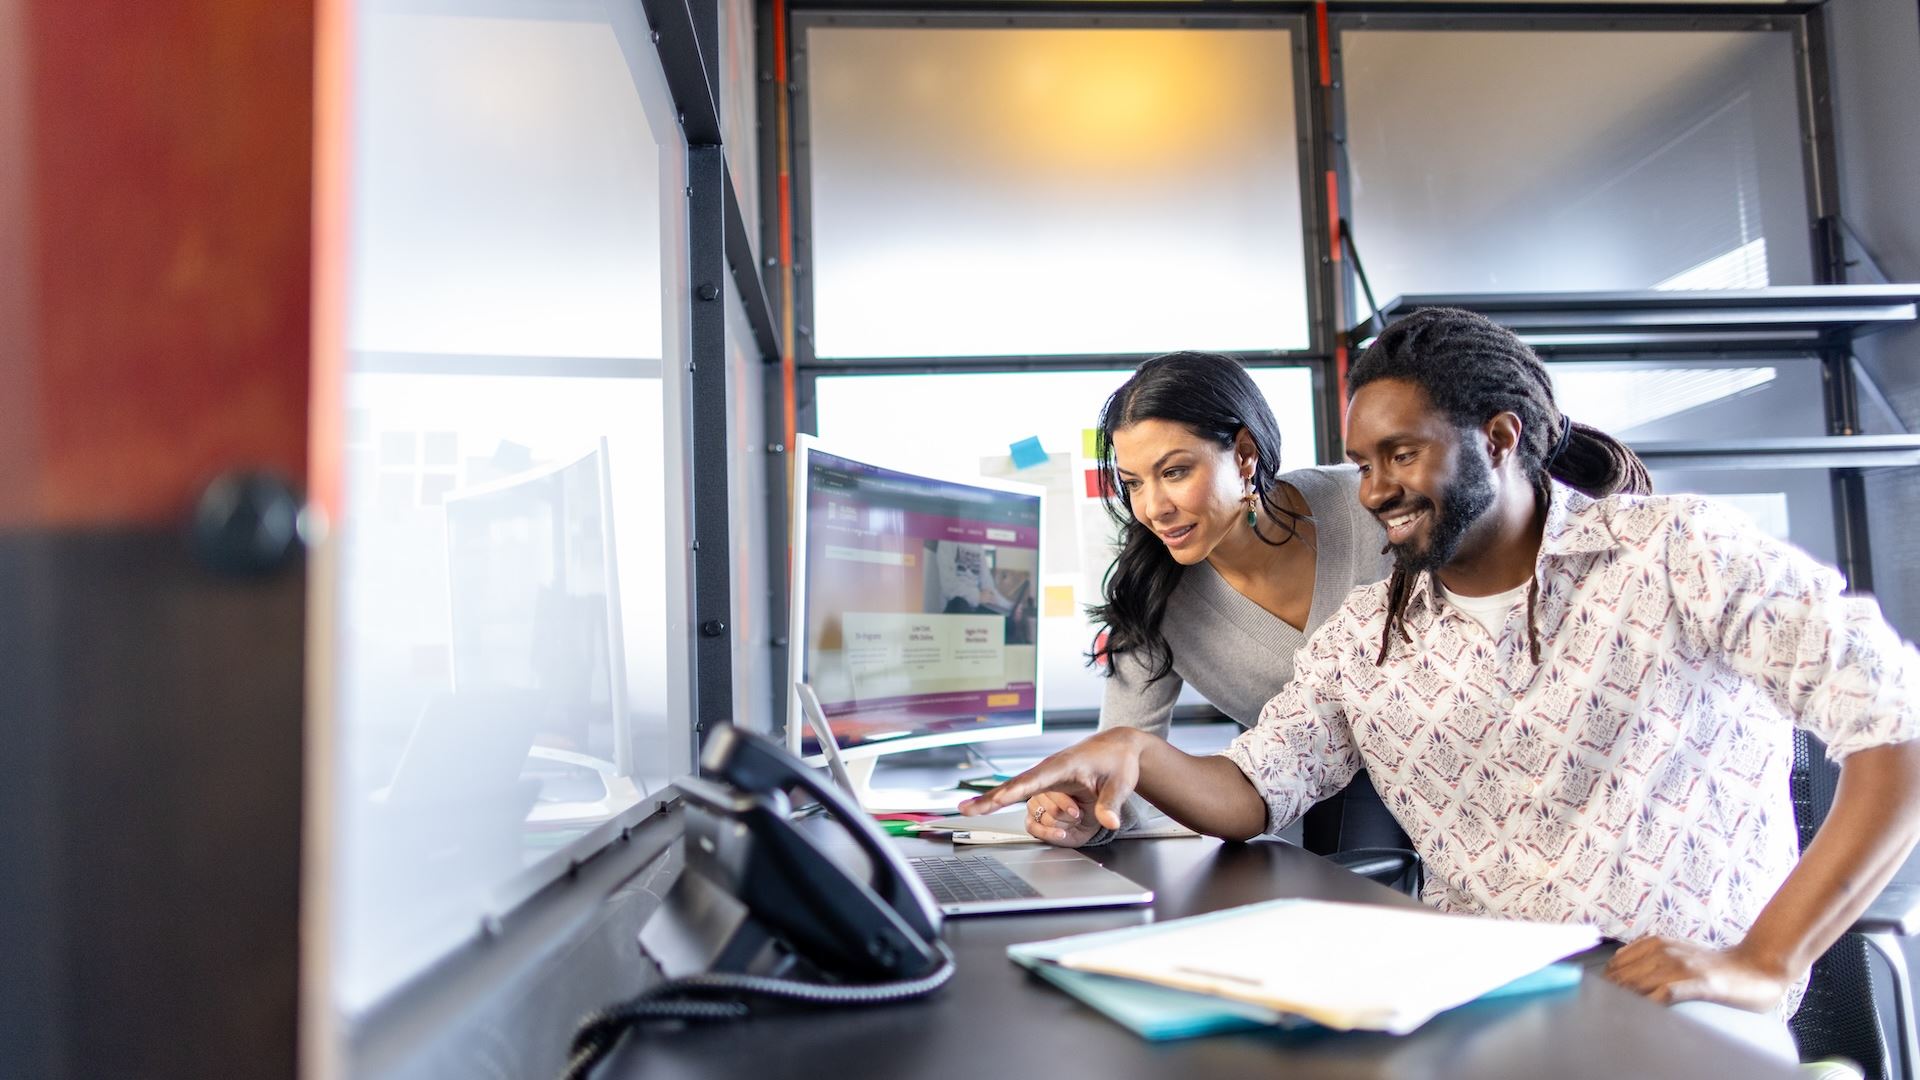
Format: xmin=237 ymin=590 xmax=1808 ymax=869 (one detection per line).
xmin=806 ymin=686 xmax=1038 ymax=754
xmin=825 ymin=685 xmax=1036 ymax=718
xmin=811 ymin=498 xmax=1040 ymax=551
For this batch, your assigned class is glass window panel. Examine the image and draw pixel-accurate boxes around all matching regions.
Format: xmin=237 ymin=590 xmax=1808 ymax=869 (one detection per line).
xmin=806 ymin=26 xmax=1308 ymax=358
xmin=1545 ymin=357 xmax=1825 ymax=441
xmin=1544 ymin=357 xmax=1835 ymax=569
xmin=349 ymin=4 xmax=665 ymax=359
xmin=1341 ymin=30 xmax=1811 ymax=303
xmin=1647 ymin=469 xmax=1836 ymax=569
xmin=332 ymin=0 xmax=688 ymax=1014
xmin=812 ymin=367 xmax=1317 ymax=714
xmin=724 ymin=282 xmax=775 ymax=734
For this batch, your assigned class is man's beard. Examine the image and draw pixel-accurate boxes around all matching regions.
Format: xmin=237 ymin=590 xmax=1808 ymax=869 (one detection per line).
xmin=1386 ymin=448 xmax=1496 ymax=575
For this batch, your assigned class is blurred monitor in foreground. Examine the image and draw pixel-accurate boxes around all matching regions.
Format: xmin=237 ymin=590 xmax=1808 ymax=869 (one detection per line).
xmin=442 ymin=437 xmax=642 ymax=828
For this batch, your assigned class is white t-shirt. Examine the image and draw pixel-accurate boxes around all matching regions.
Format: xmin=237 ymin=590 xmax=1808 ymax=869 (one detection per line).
xmin=1437 ymin=579 xmax=1531 ymax=640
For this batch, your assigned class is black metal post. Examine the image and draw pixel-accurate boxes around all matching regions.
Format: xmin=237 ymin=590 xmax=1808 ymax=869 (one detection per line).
xmin=1311 ymin=8 xmax=1348 ymax=466
xmin=688 ymin=146 xmax=737 ymax=749
xmin=1801 ymin=4 xmax=1875 ymax=596
xmin=1825 ymin=340 xmax=1875 ymax=594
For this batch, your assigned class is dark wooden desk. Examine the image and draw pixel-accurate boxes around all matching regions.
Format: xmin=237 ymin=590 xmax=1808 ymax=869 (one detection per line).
xmin=603 ymin=835 xmax=1800 ymax=1080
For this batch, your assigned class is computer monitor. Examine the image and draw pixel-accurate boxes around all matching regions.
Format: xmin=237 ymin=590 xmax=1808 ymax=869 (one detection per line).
xmin=787 ymin=435 xmax=1044 ymax=810
xmin=442 ymin=436 xmax=642 ymax=828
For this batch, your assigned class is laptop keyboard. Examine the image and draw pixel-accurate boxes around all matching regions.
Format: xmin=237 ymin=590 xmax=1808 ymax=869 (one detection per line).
xmin=907 ymin=855 xmax=1042 ymax=905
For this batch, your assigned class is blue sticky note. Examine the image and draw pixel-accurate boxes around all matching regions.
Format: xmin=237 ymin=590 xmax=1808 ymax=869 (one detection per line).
xmin=1009 ymin=436 xmax=1047 ymax=470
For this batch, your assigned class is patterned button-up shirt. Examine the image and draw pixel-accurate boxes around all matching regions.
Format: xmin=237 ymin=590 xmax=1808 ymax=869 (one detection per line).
xmin=1224 ymin=483 xmax=1920 ymax=991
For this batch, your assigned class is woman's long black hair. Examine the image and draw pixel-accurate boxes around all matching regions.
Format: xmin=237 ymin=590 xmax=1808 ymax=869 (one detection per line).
xmin=1088 ymin=351 xmax=1307 ymax=684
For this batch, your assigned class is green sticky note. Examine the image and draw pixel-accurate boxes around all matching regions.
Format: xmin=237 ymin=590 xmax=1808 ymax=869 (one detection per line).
xmin=1081 ymin=428 xmax=1105 ymax=459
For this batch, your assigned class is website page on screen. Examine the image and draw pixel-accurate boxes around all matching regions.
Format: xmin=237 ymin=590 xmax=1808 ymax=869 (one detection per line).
xmin=802 ymin=450 xmax=1041 ymax=755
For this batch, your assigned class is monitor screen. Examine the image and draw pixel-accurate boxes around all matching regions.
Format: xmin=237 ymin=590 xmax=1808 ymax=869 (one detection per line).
xmin=790 ymin=438 xmax=1043 ymax=760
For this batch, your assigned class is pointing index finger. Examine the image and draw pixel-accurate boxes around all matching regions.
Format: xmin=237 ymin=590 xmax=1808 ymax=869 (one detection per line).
xmin=959 ymin=761 xmax=1069 ymax=816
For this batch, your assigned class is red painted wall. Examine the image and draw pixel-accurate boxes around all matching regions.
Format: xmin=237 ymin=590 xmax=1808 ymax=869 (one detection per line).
xmin=4 ymin=1 xmax=313 ymax=528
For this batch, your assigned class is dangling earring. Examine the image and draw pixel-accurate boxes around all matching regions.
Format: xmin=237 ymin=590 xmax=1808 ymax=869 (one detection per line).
xmin=1243 ymin=480 xmax=1258 ymax=530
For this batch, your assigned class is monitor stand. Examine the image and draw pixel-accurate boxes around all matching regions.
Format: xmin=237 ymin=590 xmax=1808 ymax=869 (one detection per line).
xmin=841 ymin=755 xmax=971 ymax=815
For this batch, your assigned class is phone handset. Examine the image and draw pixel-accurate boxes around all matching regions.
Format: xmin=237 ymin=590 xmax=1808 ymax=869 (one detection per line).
xmin=574 ymin=726 xmax=954 ymax=1079
xmin=648 ymin=724 xmax=945 ymax=986
xmin=703 ymin=723 xmax=943 ymax=953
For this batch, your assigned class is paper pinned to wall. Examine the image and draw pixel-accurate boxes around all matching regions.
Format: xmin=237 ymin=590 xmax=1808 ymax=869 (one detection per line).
xmin=1043 ymin=584 xmax=1076 ymax=619
xmin=980 ymin=452 xmax=1079 ymax=575
xmin=1072 ymin=441 xmax=1123 ymax=618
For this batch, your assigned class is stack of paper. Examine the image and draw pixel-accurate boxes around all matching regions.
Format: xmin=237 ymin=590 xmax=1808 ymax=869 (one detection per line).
xmin=1011 ymin=898 xmax=1597 ymax=1037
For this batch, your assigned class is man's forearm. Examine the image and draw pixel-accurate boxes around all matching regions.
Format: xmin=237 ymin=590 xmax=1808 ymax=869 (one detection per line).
xmin=1128 ymin=730 xmax=1271 ymax=842
xmin=1740 ymin=739 xmax=1920 ymax=979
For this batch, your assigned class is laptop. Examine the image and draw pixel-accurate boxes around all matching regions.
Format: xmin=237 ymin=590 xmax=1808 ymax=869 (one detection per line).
xmin=796 ymin=682 xmax=1154 ymax=917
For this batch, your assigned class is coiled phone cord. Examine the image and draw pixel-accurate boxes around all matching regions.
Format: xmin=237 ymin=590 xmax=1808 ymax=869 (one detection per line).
xmin=560 ymin=941 xmax=958 ymax=1080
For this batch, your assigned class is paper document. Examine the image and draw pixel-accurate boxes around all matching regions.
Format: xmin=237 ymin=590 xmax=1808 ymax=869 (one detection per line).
xmin=1048 ymin=898 xmax=1598 ymax=1034
xmin=950 ymin=829 xmax=1044 ymax=846
xmin=1010 ymin=923 xmax=1582 ymax=1041
xmin=921 ymin=802 xmax=1196 ymax=841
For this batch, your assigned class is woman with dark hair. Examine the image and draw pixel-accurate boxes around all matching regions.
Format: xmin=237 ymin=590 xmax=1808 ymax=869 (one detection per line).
xmin=1060 ymin=350 xmax=1401 ymax=850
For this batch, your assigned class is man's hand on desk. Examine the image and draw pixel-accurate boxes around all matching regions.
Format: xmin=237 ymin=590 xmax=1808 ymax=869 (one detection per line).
xmin=1602 ymin=936 xmax=1791 ymax=1013
xmin=958 ymin=728 xmax=1145 ymax=846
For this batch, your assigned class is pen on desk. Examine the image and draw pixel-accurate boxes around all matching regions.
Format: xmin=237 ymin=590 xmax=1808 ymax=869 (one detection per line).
xmin=1173 ymin=964 xmax=1264 ymax=988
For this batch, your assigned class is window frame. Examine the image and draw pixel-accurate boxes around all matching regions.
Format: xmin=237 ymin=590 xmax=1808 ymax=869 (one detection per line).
xmin=1324 ymin=8 xmax=1833 ymax=328
xmin=787 ymin=10 xmax=1329 ymax=366
xmin=770 ymin=0 xmax=1856 ymax=719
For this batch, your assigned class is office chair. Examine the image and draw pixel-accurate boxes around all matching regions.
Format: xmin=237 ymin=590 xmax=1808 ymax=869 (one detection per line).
xmin=1790 ymin=730 xmax=1920 ymax=1080
xmin=1305 ymin=771 xmax=1421 ymax=897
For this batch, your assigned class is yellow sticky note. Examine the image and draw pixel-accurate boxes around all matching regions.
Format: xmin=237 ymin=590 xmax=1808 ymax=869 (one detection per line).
xmin=1081 ymin=428 xmax=1104 ymax=460
xmin=1043 ymin=585 xmax=1076 ymax=618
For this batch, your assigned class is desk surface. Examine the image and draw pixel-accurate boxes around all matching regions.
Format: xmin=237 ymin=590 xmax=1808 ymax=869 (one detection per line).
xmin=604 ymin=834 xmax=1798 ymax=1080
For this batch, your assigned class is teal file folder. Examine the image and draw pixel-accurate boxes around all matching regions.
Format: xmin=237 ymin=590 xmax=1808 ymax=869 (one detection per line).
xmin=1007 ymin=909 xmax=1584 ymax=1041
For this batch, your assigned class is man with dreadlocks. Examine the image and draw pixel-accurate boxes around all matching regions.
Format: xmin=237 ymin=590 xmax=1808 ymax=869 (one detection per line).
xmin=963 ymin=307 xmax=1920 ymax=1060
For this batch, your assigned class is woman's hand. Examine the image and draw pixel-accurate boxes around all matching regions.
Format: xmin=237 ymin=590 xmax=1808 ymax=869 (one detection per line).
xmin=960 ymin=728 xmax=1148 ymax=841
xmin=961 ymin=726 xmax=1265 ymax=845
xmin=1021 ymin=790 xmax=1102 ymax=847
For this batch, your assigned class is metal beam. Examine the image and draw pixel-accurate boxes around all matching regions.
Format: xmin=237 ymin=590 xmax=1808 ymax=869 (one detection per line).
xmin=688 ymin=145 xmax=736 ymax=748
xmin=725 ymin=163 xmax=779 ymax=362
xmin=797 ymin=349 xmax=1328 ymax=372
xmin=1350 ymin=287 xmax=1920 ymax=350
xmin=641 ymin=0 xmax=723 ymax=145
xmin=1631 ymin=435 xmax=1920 ymax=472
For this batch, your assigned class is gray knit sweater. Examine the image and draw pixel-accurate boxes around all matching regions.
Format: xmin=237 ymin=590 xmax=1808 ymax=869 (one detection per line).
xmin=1097 ymin=465 xmax=1392 ymax=735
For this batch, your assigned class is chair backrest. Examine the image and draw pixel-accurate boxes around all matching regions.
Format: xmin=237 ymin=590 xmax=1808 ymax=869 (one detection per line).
xmin=1301 ymin=770 xmax=1409 ymax=856
xmin=1790 ymin=728 xmax=1891 ymax=1077
xmin=1303 ymin=772 xmax=1420 ymax=896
